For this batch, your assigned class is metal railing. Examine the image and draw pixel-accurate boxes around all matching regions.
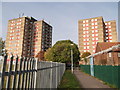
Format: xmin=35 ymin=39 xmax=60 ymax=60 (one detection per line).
xmin=0 ymin=55 xmax=65 ymax=89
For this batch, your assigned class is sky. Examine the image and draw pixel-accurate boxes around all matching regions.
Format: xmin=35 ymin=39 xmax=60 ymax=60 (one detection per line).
xmin=0 ymin=1 xmax=119 ymax=45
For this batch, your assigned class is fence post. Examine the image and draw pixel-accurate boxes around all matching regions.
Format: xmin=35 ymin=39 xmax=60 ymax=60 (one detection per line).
xmin=34 ymin=58 xmax=38 ymax=88
xmin=90 ymin=56 xmax=94 ymax=76
xmin=55 ymin=62 xmax=58 ymax=88
xmin=0 ymin=56 xmax=4 ymax=89
xmin=7 ymin=54 xmax=14 ymax=88
xmin=18 ymin=56 xmax=23 ymax=89
xmin=50 ymin=61 xmax=52 ymax=89
xmin=13 ymin=55 xmax=19 ymax=89
xmin=22 ymin=57 xmax=27 ymax=89
xmin=28 ymin=58 xmax=32 ymax=89
xmin=25 ymin=57 xmax=29 ymax=88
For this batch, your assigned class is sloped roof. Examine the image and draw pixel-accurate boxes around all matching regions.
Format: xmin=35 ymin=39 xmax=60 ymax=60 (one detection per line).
xmin=95 ymin=42 xmax=120 ymax=53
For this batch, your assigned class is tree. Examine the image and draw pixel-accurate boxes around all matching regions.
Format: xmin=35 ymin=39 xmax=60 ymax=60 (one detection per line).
xmin=44 ymin=40 xmax=80 ymax=63
xmin=81 ymin=52 xmax=91 ymax=64
xmin=0 ymin=37 xmax=5 ymax=55
xmin=81 ymin=52 xmax=91 ymax=58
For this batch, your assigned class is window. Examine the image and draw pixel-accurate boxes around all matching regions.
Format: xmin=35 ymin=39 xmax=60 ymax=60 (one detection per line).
xmin=87 ymin=35 xmax=89 ymax=37
xmin=86 ymin=27 xmax=89 ymax=30
xmin=109 ymin=33 xmax=112 ymax=35
xmin=87 ymin=46 xmax=89 ymax=49
xmin=108 ymin=22 xmax=111 ymax=25
xmin=93 ymin=46 xmax=95 ymax=48
xmin=84 ymin=50 xmax=86 ymax=52
xmin=92 ymin=38 xmax=95 ymax=40
xmin=95 ymin=19 xmax=97 ymax=21
xmin=16 ymin=33 xmax=20 ymax=35
xmin=95 ymin=30 xmax=98 ymax=32
xmin=95 ymin=26 xmax=98 ymax=28
xmin=93 ymin=50 xmax=95 ymax=52
xmin=92 ymin=30 xmax=94 ymax=33
xmin=106 ymin=30 xmax=108 ymax=32
xmin=86 ymin=31 xmax=89 ymax=33
xmin=95 ymin=22 xmax=97 ymax=25
xmin=106 ymin=37 xmax=108 ymax=39
xmin=92 ymin=23 xmax=94 ymax=25
xmin=105 ymin=23 xmax=107 ymax=25
xmin=109 ymin=37 xmax=112 ymax=39
xmin=87 ymin=39 xmax=89 ymax=41
xmin=83 ymin=28 xmax=85 ymax=30
xmin=109 ymin=29 xmax=111 ymax=31
xmin=92 ymin=27 xmax=94 ymax=29
xmin=83 ymin=24 xmax=85 ymax=26
xmin=96 ymin=38 xmax=98 ymax=40
xmin=110 ymin=40 xmax=112 ymax=42
xmin=16 ymin=37 xmax=20 ymax=39
xmin=83 ymin=21 xmax=85 ymax=23
xmin=96 ymin=34 xmax=98 ymax=36
xmin=106 ymin=33 xmax=108 ymax=35
xmin=109 ymin=26 xmax=111 ymax=28
xmin=86 ymin=20 xmax=88 ymax=22
xmin=109 ymin=53 xmax=112 ymax=57
xmin=84 ymin=47 xmax=86 ymax=49
xmin=87 ymin=43 xmax=89 ymax=45
xmin=91 ymin=19 xmax=94 ymax=22
xmin=92 ymin=42 xmax=95 ymax=44
xmin=92 ymin=34 xmax=94 ymax=37
xmin=83 ymin=39 xmax=86 ymax=41
xmin=12 ymin=37 xmax=14 ymax=39
xmin=118 ymin=53 xmax=120 ymax=57
xmin=84 ymin=43 xmax=86 ymax=45
xmin=86 ymin=24 xmax=88 ymax=26
xmin=10 ymin=34 xmax=13 ymax=36
xmin=83 ymin=32 xmax=85 ymax=34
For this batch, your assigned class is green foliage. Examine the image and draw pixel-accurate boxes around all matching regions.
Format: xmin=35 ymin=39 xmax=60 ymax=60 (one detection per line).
xmin=44 ymin=40 xmax=80 ymax=63
xmin=81 ymin=52 xmax=91 ymax=64
xmin=81 ymin=52 xmax=91 ymax=58
xmin=0 ymin=37 xmax=5 ymax=55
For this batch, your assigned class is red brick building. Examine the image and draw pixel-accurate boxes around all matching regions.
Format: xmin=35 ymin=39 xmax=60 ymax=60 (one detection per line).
xmin=94 ymin=42 xmax=120 ymax=65
xmin=78 ymin=16 xmax=117 ymax=55
xmin=5 ymin=16 xmax=52 ymax=60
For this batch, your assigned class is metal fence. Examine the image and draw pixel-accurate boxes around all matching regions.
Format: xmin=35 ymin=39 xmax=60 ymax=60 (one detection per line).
xmin=0 ymin=55 xmax=65 ymax=89
xmin=80 ymin=65 xmax=120 ymax=88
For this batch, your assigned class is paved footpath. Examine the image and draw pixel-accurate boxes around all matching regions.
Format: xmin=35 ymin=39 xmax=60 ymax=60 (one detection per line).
xmin=74 ymin=69 xmax=116 ymax=89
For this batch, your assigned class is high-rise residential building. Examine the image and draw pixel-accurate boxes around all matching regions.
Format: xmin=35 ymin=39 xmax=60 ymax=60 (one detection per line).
xmin=104 ymin=21 xmax=117 ymax=42
xmin=78 ymin=16 xmax=117 ymax=55
xmin=5 ymin=16 xmax=52 ymax=59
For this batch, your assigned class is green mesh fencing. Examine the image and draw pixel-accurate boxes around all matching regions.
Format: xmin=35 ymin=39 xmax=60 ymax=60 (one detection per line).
xmin=80 ymin=65 xmax=90 ymax=75
xmin=80 ymin=65 xmax=120 ymax=88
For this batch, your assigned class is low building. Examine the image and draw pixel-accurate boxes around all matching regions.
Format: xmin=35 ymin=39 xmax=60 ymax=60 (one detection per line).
xmin=94 ymin=42 xmax=120 ymax=65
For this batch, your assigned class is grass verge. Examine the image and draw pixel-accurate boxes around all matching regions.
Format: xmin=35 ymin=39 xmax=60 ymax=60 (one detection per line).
xmin=58 ymin=70 xmax=81 ymax=88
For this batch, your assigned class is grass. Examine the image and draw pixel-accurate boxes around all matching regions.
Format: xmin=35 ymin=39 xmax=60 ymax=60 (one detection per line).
xmin=58 ymin=70 xmax=81 ymax=88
